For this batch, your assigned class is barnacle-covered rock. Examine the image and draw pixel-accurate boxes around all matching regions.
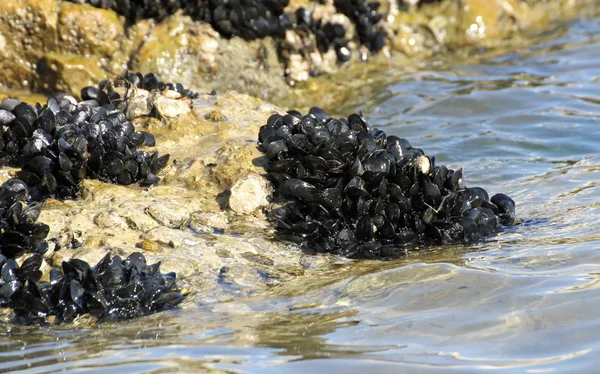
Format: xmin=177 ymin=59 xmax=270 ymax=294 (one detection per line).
xmin=0 ymin=251 xmax=183 ymax=324
xmin=258 ymin=108 xmax=517 ymax=258
xmin=67 ymin=0 xmax=387 ymax=66
xmin=78 ymin=71 xmax=197 ymax=121
xmin=2 ymin=0 xmax=592 ymax=104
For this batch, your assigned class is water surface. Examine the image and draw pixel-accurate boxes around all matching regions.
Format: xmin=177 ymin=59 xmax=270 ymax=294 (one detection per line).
xmin=3 ymin=16 xmax=600 ymax=374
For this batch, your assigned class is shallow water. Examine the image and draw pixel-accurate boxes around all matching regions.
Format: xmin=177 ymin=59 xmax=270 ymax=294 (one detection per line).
xmin=3 ymin=16 xmax=600 ymax=373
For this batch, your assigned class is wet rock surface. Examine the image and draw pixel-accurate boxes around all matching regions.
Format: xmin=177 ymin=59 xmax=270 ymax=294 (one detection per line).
xmin=228 ymin=173 xmax=273 ymax=214
xmin=0 ymin=74 xmax=198 ymax=323
xmin=0 ymin=77 xmax=347 ymax=323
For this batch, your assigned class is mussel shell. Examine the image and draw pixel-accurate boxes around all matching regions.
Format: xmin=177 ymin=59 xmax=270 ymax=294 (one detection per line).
xmin=491 ymin=193 xmax=516 ymax=224
xmin=13 ymin=102 xmax=37 ymax=126
xmin=18 ymin=254 xmax=43 ymax=282
xmin=0 ymin=280 xmax=20 ymax=303
xmin=280 ymin=179 xmax=321 ymax=202
xmin=356 ymin=215 xmax=375 ymax=241
xmin=150 ymin=154 xmax=170 ymax=174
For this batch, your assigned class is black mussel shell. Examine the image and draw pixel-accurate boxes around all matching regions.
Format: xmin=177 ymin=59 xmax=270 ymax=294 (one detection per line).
xmin=259 ymin=108 xmax=517 ymax=258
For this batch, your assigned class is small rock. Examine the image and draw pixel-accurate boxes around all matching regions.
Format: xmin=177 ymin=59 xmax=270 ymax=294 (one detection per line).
xmin=228 ymin=173 xmax=273 ymax=214
xmin=205 ymin=109 xmax=226 ymax=122
xmin=137 ymin=239 xmax=160 ymax=252
xmin=152 ymin=94 xmax=191 ymax=118
xmin=146 ymin=202 xmax=190 ymax=228
xmin=300 ymin=254 xmax=334 ymax=270
xmin=125 ymin=89 xmax=151 ymax=119
xmin=142 ymin=226 xmax=184 ymax=248
xmin=217 ymin=265 xmax=265 ymax=288
xmin=241 ymin=251 xmax=274 ymax=266
xmin=163 ymin=89 xmax=182 ymax=99
xmin=215 ymin=248 xmax=232 ymax=258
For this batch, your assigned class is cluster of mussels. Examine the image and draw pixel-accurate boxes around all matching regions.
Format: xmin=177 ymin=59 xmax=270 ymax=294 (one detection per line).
xmin=259 ymin=109 xmax=516 ymax=258
xmin=68 ymin=0 xmax=185 ymax=21
xmin=0 ymin=90 xmax=170 ymax=201
xmin=0 ymin=73 xmax=189 ymax=323
xmin=333 ymin=0 xmax=386 ymax=54
xmin=0 ymin=252 xmax=183 ymax=324
xmin=69 ymin=0 xmax=387 ymax=62
xmin=69 ymin=0 xmax=289 ymax=39
xmin=290 ymin=7 xmax=353 ymax=63
xmin=83 ymin=71 xmax=199 ymax=103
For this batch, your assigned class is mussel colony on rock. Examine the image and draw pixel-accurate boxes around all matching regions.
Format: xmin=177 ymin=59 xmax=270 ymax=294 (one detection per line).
xmin=0 ymin=90 xmax=171 ymax=202
xmin=84 ymin=71 xmax=200 ymax=102
xmin=69 ymin=0 xmax=390 ymax=62
xmin=0 ymin=73 xmax=189 ymax=324
xmin=0 ymin=252 xmax=183 ymax=324
xmin=259 ymin=109 xmax=517 ymax=259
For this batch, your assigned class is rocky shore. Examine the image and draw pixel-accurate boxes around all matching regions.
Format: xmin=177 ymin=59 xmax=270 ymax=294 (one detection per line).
xmin=0 ymin=84 xmax=345 ymax=324
xmin=0 ymin=67 xmax=518 ymax=324
xmin=1 ymin=0 xmax=598 ymax=103
xmin=0 ymin=0 xmax=594 ymax=323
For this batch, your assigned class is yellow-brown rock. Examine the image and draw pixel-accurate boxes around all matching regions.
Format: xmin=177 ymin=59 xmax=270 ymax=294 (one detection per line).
xmin=133 ymin=15 xmax=219 ymax=91
xmin=57 ymin=3 xmax=124 ymax=57
xmin=0 ymin=0 xmax=60 ymax=88
xmin=1 ymin=0 xmax=598 ymax=103
xmin=36 ymin=52 xmax=108 ymax=95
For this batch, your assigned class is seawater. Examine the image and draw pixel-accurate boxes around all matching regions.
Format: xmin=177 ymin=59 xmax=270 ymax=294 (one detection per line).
xmin=2 ymin=16 xmax=600 ymax=374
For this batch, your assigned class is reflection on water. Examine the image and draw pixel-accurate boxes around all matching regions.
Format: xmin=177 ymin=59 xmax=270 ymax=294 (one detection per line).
xmin=3 ymin=15 xmax=600 ymax=374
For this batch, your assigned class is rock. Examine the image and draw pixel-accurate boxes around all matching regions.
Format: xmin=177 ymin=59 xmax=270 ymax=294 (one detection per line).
xmin=137 ymin=239 xmax=161 ymax=252
xmin=151 ymin=94 xmax=192 ymax=119
xmin=189 ymin=212 xmax=229 ymax=234
xmin=142 ymin=226 xmax=186 ymax=248
xmin=0 ymin=0 xmax=593 ymax=103
xmin=56 ymin=3 xmax=123 ymax=57
xmin=36 ymin=52 xmax=108 ymax=96
xmin=124 ymin=88 xmax=152 ymax=119
xmin=134 ymin=15 xmax=218 ymax=89
xmin=228 ymin=173 xmax=273 ymax=215
xmin=93 ymin=210 xmax=128 ymax=229
xmin=205 ymin=109 xmax=226 ymax=122
xmin=146 ymin=202 xmax=191 ymax=229
xmin=210 ymin=37 xmax=288 ymax=101
xmin=0 ymin=0 xmax=60 ymax=89
xmin=240 ymin=251 xmax=275 ymax=266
